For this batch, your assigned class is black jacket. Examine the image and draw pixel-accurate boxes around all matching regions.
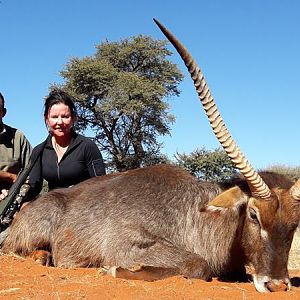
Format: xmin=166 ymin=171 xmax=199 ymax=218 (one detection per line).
xmin=28 ymin=132 xmax=105 ymax=199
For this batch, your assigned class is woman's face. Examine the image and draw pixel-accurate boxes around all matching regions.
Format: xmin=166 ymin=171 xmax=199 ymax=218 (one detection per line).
xmin=45 ymin=103 xmax=74 ymax=138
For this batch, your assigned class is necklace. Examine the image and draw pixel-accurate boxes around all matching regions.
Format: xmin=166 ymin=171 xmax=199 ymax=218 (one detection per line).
xmin=52 ymin=137 xmax=69 ymax=161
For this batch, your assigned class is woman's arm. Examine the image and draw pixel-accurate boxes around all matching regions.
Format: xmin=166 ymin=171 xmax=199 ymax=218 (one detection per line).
xmin=85 ymin=141 xmax=106 ymax=177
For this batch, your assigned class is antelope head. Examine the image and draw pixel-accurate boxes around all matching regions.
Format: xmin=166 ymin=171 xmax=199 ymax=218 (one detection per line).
xmin=154 ymin=18 xmax=300 ymax=292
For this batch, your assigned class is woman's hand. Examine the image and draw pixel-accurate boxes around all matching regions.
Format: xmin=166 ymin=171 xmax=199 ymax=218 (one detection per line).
xmin=0 ymin=189 xmax=8 ymax=201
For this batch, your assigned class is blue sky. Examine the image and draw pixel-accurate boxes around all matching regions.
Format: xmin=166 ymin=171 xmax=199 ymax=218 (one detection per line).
xmin=0 ymin=0 xmax=299 ymax=169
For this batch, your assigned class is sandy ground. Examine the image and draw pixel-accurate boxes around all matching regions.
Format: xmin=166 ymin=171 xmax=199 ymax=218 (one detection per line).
xmin=0 ymin=254 xmax=299 ymax=300
xmin=0 ymin=230 xmax=299 ymax=300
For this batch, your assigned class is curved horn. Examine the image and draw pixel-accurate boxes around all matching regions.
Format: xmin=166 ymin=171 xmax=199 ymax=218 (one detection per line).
xmin=154 ymin=18 xmax=271 ymax=199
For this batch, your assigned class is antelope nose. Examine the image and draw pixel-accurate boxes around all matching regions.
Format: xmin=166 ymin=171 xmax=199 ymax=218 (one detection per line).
xmin=266 ymin=279 xmax=290 ymax=292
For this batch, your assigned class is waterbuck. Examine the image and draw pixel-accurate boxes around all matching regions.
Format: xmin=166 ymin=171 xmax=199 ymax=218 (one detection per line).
xmin=2 ymin=19 xmax=300 ymax=293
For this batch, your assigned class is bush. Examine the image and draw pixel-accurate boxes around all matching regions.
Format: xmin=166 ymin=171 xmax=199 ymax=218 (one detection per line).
xmin=264 ymin=164 xmax=300 ymax=181
xmin=174 ymin=147 xmax=238 ymax=182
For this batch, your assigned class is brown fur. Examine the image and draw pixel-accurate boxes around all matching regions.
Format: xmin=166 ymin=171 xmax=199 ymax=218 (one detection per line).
xmin=2 ymin=164 xmax=300 ymax=292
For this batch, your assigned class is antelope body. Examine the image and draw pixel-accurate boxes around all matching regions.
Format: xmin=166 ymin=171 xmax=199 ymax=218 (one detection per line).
xmin=2 ymin=165 xmax=299 ymax=292
xmin=2 ymin=19 xmax=300 ymax=293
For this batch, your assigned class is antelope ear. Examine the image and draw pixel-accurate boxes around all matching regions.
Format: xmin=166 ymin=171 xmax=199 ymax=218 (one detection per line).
xmin=290 ymin=178 xmax=300 ymax=201
xmin=202 ymin=186 xmax=249 ymax=213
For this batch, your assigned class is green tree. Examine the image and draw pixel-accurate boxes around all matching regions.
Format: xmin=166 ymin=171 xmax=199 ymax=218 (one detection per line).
xmin=175 ymin=147 xmax=238 ymax=182
xmin=54 ymin=35 xmax=183 ymax=171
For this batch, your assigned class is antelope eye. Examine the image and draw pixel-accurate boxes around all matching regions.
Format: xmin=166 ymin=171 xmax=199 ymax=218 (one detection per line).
xmin=249 ymin=208 xmax=259 ymax=223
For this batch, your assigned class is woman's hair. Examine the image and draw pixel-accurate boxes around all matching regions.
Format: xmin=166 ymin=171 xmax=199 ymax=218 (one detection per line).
xmin=0 ymin=92 xmax=5 ymax=109
xmin=44 ymin=89 xmax=77 ymax=118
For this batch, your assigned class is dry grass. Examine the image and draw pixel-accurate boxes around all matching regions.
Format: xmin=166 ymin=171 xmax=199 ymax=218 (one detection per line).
xmin=289 ymin=228 xmax=300 ymax=269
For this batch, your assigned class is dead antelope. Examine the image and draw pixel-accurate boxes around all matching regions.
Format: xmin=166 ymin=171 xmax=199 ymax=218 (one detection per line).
xmin=2 ymin=19 xmax=300 ymax=293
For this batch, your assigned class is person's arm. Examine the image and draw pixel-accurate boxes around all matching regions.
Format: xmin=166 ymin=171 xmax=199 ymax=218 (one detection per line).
xmin=20 ymin=135 xmax=32 ymax=169
xmin=0 ymin=171 xmax=17 ymax=184
xmin=85 ymin=141 xmax=106 ymax=177
xmin=0 ymin=139 xmax=45 ymax=203
xmin=0 ymin=135 xmax=29 ymax=201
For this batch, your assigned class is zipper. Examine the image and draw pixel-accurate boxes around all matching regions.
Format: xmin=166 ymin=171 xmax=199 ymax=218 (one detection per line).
xmin=56 ymin=160 xmax=60 ymax=181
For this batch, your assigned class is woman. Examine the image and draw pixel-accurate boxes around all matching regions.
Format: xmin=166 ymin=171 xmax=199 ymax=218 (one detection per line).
xmin=28 ymin=89 xmax=106 ymax=199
